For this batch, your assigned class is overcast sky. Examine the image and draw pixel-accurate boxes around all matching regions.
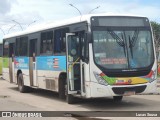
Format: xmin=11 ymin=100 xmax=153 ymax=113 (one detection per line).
xmin=0 ymin=0 xmax=160 ymax=42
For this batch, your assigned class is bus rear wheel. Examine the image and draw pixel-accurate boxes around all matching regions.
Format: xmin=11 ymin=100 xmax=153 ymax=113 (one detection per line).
xmin=18 ymin=73 xmax=29 ymax=93
xmin=113 ymin=96 xmax=123 ymax=102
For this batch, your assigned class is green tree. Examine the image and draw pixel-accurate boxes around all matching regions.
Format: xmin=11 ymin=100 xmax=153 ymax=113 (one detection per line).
xmin=151 ymin=21 xmax=160 ymax=59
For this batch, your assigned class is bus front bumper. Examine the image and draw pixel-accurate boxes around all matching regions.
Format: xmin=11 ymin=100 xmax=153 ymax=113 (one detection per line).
xmin=85 ymin=80 xmax=157 ymax=98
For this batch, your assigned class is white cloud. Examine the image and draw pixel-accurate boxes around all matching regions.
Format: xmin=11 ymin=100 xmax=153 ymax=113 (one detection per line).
xmin=0 ymin=0 xmax=17 ymax=15
xmin=127 ymin=6 xmax=160 ymax=21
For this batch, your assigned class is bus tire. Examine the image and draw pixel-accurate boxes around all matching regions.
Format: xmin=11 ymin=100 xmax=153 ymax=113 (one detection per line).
xmin=67 ymin=94 xmax=76 ymax=104
xmin=18 ymin=73 xmax=29 ymax=93
xmin=113 ymin=96 xmax=123 ymax=102
xmin=59 ymin=75 xmax=66 ymax=99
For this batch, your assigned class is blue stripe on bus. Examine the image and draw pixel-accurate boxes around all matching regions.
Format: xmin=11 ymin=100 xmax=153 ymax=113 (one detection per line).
xmin=14 ymin=57 xmax=29 ymax=69
xmin=14 ymin=56 xmax=66 ymax=71
xmin=36 ymin=56 xmax=66 ymax=71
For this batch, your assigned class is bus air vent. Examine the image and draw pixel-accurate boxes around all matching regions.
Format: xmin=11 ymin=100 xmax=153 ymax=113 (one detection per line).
xmin=46 ymin=79 xmax=55 ymax=90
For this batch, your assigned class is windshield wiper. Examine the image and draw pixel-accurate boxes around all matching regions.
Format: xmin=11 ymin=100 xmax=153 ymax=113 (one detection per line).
xmin=129 ymin=30 xmax=139 ymax=58
xmin=108 ymin=30 xmax=126 ymax=56
xmin=130 ymin=30 xmax=139 ymax=47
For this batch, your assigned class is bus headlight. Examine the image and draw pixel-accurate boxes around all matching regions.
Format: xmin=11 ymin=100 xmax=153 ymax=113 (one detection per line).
xmin=149 ymin=70 xmax=157 ymax=83
xmin=93 ymin=72 xmax=108 ymax=86
xmin=146 ymin=70 xmax=157 ymax=83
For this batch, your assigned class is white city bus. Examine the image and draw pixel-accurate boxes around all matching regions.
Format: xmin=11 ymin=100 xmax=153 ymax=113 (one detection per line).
xmin=2 ymin=13 xmax=157 ymax=104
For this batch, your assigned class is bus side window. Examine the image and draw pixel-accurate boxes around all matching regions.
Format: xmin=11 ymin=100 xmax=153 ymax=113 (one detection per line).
xmin=3 ymin=41 xmax=9 ymax=57
xmin=40 ymin=31 xmax=53 ymax=55
xmin=54 ymin=28 xmax=69 ymax=55
xmin=15 ymin=37 xmax=28 ymax=56
xmin=54 ymin=30 xmax=61 ymax=53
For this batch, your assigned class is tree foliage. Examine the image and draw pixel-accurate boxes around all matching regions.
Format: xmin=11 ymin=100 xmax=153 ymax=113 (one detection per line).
xmin=151 ymin=21 xmax=160 ymax=52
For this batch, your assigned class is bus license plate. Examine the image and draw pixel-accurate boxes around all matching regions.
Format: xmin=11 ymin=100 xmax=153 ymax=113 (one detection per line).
xmin=123 ymin=91 xmax=135 ymax=96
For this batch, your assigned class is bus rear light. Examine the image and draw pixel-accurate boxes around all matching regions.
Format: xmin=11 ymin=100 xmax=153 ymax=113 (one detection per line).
xmin=93 ymin=72 xmax=108 ymax=86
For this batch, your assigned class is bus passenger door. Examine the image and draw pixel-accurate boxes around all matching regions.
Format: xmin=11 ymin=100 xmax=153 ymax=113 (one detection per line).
xmin=9 ymin=43 xmax=15 ymax=83
xmin=29 ymin=39 xmax=37 ymax=86
xmin=66 ymin=33 xmax=82 ymax=94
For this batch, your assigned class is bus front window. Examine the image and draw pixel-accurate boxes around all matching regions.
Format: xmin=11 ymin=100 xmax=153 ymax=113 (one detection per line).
xmin=93 ymin=30 xmax=154 ymax=70
xmin=93 ymin=31 xmax=128 ymax=69
xmin=128 ymin=30 xmax=153 ymax=68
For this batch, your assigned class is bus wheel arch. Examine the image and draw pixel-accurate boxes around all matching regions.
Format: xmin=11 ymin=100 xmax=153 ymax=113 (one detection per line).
xmin=58 ymin=72 xmax=67 ymax=99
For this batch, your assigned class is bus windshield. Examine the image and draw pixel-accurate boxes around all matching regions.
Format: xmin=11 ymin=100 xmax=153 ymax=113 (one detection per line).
xmin=93 ymin=29 xmax=154 ymax=69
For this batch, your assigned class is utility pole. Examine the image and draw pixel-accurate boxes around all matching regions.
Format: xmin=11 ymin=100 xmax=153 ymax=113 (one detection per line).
xmin=12 ymin=20 xmax=23 ymax=31
xmin=28 ymin=20 xmax=36 ymax=27
xmin=89 ymin=6 xmax=100 ymax=14
xmin=69 ymin=4 xmax=82 ymax=21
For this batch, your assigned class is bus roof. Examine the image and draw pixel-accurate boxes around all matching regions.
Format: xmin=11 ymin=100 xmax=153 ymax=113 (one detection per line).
xmin=3 ymin=13 xmax=146 ymax=39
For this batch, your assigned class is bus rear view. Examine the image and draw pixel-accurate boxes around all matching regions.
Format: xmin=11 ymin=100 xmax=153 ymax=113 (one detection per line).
xmin=89 ymin=16 xmax=156 ymax=101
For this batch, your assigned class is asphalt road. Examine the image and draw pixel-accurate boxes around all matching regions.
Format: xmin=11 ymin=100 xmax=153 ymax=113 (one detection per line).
xmin=0 ymin=78 xmax=160 ymax=120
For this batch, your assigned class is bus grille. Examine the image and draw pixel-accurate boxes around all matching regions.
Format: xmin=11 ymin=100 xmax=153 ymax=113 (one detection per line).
xmin=112 ymin=85 xmax=146 ymax=95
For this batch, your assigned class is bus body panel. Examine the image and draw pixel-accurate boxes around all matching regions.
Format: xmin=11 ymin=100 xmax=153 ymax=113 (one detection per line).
xmin=37 ymin=70 xmax=60 ymax=91
xmin=81 ymin=63 xmax=91 ymax=97
xmin=36 ymin=56 xmax=66 ymax=91
xmin=13 ymin=56 xmax=67 ymax=91
xmin=2 ymin=57 xmax=9 ymax=81
xmin=9 ymin=57 xmax=15 ymax=83
xmin=22 ymin=70 xmax=30 ymax=86
xmin=14 ymin=57 xmax=30 ymax=86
